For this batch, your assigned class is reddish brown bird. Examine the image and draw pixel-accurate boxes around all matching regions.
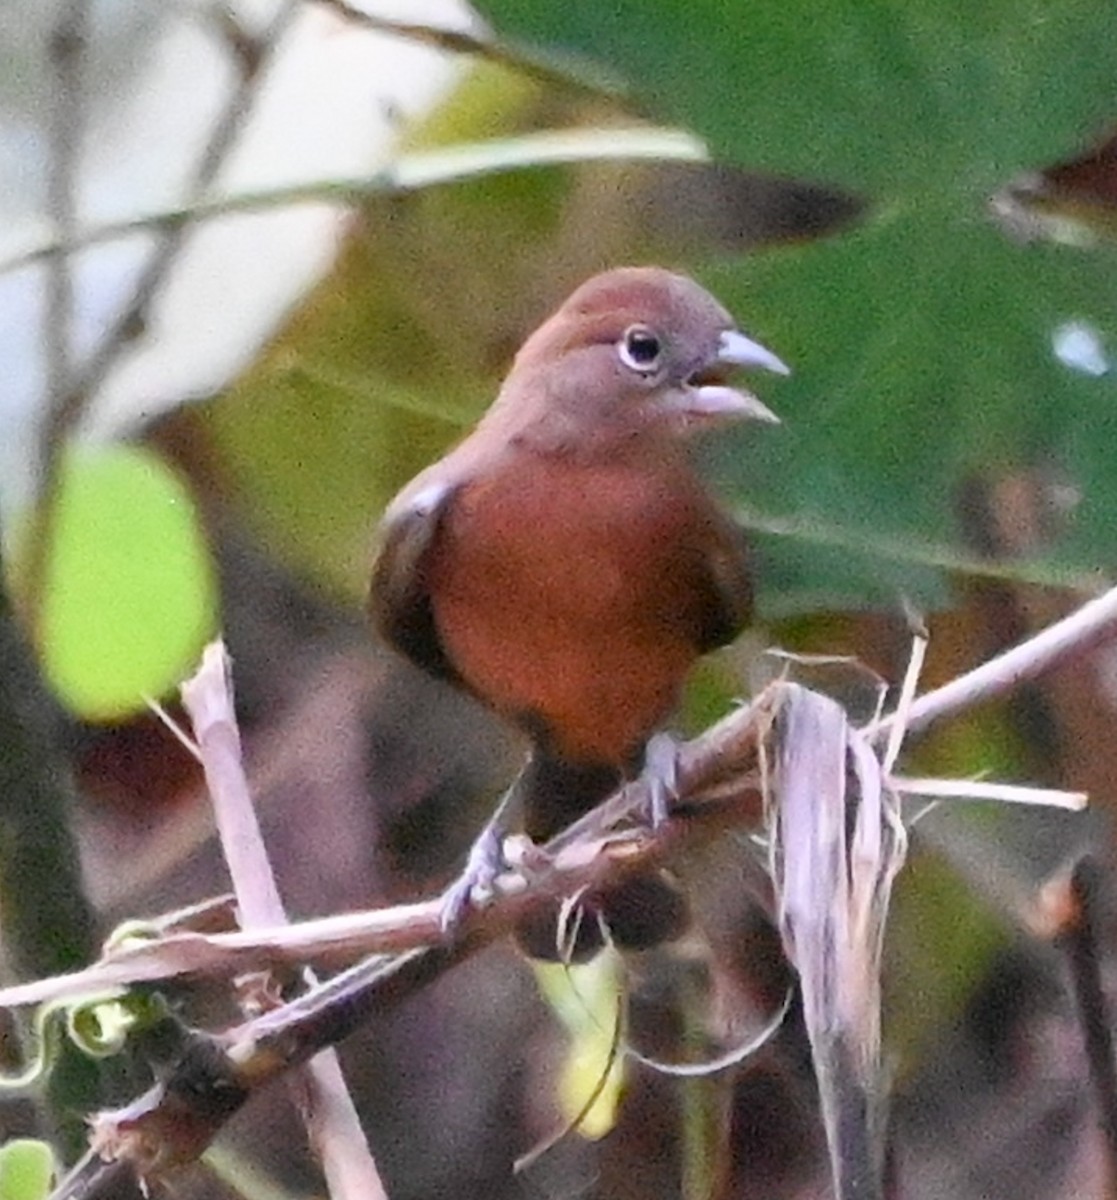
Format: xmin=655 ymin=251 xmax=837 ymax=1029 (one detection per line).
xmin=370 ymin=266 xmax=786 ymax=951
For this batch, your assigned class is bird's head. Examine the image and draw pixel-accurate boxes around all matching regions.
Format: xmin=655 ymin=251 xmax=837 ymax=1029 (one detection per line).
xmin=487 ymin=267 xmax=788 ymax=452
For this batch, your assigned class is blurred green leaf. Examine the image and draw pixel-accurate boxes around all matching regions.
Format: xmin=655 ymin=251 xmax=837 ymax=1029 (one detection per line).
xmin=534 ymin=954 xmax=625 ymax=1138
xmin=474 ymin=0 xmax=1117 ymax=606
xmin=706 ymin=216 xmax=1117 ymax=609
xmin=13 ymin=446 xmax=217 ymax=719
xmin=0 ymin=1141 xmax=54 ymax=1200
xmin=886 ymin=849 xmax=1008 ymax=1067
xmin=477 ymin=1 xmax=1117 ymax=196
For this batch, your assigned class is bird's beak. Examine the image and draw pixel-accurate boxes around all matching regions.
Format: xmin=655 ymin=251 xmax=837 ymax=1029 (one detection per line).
xmin=683 ymin=329 xmax=788 ymax=425
xmin=718 ymin=329 xmax=791 ymax=378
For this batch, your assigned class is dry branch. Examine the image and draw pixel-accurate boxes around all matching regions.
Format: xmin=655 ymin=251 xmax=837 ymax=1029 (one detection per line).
xmin=312 ymin=0 xmax=628 ymax=98
xmin=867 ymin=582 xmax=1117 ymax=740
xmin=44 ymin=691 xmax=773 ymax=1200
xmin=26 ymin=0 xmax=302 ymax=610
xmin=181 ymin=645 xmax=385 ymax=1200
xmin=37 ymin=577 xmax=1117 ymax=1199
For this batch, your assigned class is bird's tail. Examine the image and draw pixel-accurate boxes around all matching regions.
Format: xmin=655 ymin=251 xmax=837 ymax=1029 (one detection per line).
xmin=517 ymin=750 xmax=688 ymax=961
xmin=521 ymin=752 xmax=623 ymax=842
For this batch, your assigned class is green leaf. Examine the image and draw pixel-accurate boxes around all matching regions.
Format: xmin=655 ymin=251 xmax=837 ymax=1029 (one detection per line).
xmin=475 ymin=1 xmax=1117 ymax=606
xmin=0 ymin=1141 xmax=55 ymax=1200
xmin=477 ymin=0 xmax=1117 ymax=196
xmin=703 ymin=212 xmax=1117 ymax=609
xmin=534 ymin=954 xmax=626 ymax=1138
xmin=14 ymin=445 xmax=217 ymax=720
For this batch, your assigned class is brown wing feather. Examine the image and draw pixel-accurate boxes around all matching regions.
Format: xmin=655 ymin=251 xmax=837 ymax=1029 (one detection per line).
xmin=368 ymin=489 xmax=462 ymax=685
xmin=694 ymin=515 xmax=753 ymax=653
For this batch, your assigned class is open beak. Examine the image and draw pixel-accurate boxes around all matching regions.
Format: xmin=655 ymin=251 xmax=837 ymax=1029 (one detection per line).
xmin=685 ymin=329 xmax=788 ymax=424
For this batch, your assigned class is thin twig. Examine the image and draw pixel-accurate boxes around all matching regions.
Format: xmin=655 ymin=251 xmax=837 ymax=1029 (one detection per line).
xmin=891 ymin=777 xmax=1086 ymax=809
xmin=513 ymin=979 xmax=626 ymax=1174
xmin=882 ymin=629 xmax=926 ymax=775
xmin=29 ymin=0 xmax=88 ymax=626
xmin=44 ymin=0 xmax=84 ymax=442
xmin=867 ymin=582 xmax=1117 ymax=742
xmin=313 ymin=0 xmax=627 ymax=99
xmin=26 ymin=0 xmax=301 ymax=621
xmin=181 ymin=644 xmax=385 ymax=1200
xmin=1059 ymin=858 xmax=1117 ymax=1199
xmin=181 ymin=646 xmax=286 ymax=928
xmin=67 ymin=0 xmax=299 ymax=408
xmin=0 ymin=128 xmax=707 ymax=278
xmin=48 ymin=1150 xmax=129 ymax=1200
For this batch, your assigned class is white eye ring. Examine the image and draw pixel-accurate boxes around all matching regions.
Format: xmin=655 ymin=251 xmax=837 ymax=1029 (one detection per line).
xmin=618 ymin=324 xmax=664 ymax=373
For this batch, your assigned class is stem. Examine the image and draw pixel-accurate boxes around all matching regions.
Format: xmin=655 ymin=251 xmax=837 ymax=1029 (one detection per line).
xmin=1061 ymin=858 xmax=1117 ymax=1199
xmin=868 ymin=584 xmax=1117 ymax=741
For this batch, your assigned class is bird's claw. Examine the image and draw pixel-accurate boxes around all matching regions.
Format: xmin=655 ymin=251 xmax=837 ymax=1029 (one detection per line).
xmin=642 ymin=732 xmax=682 ymax=828
xmin=437 ymin=821 xmax=507 ymax=936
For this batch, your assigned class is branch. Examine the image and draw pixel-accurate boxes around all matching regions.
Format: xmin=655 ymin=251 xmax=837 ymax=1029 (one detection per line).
xmin=9 ymin=567 xmax=1111 ymax=1016
xmin=37 ymin=576 xmax=1117 ymax=1198
xmin=0 ymin=128 xmax=707 ymax=279
xmin=44 ymin=692 xmax=774 ymax=1200
xmin=25 ymin=0 xmax=302 ymax=612
xmin=43 ymin=0 xmax=83 ymax=467
xmin=1058 ymin=858 xmax=1117 ymax=1199
xmin=0 ymin=693 xmax=771 ymax=1013
xmin=180 ymin=644 xmax=385 ymax=1200
xmin=866 ymin=581 xmax=1117 ymax=741
xmin=24 ymin=0 xmax=87 ymax=629
xmin=312 ymin=0 xmax=628 ymax=99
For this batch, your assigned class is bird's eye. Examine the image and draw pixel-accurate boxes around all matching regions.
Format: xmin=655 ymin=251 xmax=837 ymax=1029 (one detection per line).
xmin=618 ymin=325 xmax=664 ymax=373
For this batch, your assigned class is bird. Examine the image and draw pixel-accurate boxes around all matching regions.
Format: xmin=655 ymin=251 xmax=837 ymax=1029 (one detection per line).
xmin=370 ymin=266 xmax=787 ymax=957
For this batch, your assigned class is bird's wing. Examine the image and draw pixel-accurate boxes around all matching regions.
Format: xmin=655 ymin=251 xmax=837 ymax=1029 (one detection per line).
xmin=695 ymin=516 xmax=754 ymax=653
xmin=368 ymin=476 xmax=462 ymax=684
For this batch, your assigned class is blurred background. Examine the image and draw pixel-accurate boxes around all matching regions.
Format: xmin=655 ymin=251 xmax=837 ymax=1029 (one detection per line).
xmin=3 ymin=1 xmax=1117 ymax=1197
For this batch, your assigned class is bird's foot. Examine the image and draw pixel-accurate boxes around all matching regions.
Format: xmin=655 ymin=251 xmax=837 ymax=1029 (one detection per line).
xmin=437 ymin=768 xmax=529 ymax=937
xmin=438 ymin=821 xmax=507 ymax=935
xmin=641 ymin=732 xmax=682 ymax=828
